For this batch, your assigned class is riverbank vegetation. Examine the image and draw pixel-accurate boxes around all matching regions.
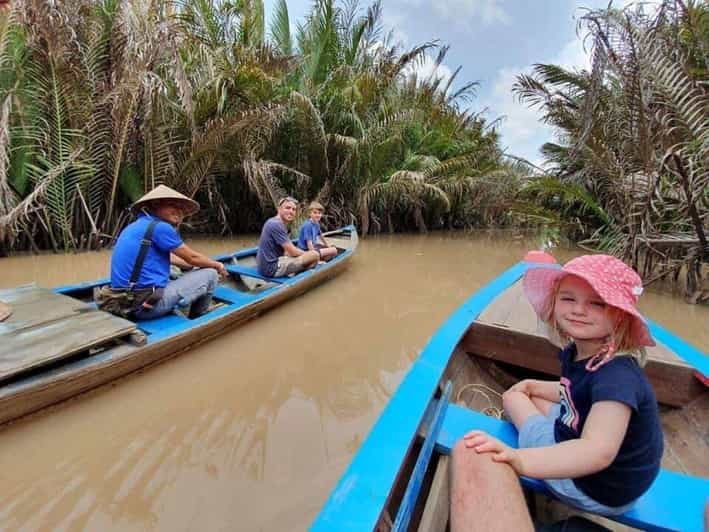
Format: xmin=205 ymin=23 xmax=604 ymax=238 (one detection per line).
xmin=0 ymin=0 xmax=516 ymax=254
xmin=514 ymin=1 xmax=707 ymax=302
xmin=0 ymin=0 xmax=705 ymax=300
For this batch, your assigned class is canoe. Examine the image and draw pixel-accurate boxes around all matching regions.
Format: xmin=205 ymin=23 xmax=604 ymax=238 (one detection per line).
xmin=0 ymin=226 xmax=358 ymax=426
xmin=312 ymin=257 xmax=708 ymax=532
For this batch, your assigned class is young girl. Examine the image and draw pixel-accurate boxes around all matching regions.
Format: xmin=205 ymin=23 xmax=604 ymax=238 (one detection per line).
xmin=464 ymin=254 xmax=663 ymax=516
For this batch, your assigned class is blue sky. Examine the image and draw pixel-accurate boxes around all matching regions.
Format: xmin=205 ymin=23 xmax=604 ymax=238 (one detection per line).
xmin=262 ymin=0 xmax=637 ymax=165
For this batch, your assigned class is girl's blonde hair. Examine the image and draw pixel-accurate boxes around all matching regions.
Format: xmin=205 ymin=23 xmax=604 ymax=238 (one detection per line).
xmin=541 ymin=278 xmax=648 ymax=367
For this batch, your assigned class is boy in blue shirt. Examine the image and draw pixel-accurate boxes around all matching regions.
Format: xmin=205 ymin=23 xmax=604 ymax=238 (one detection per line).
xmin=297 ymin=201 xmax=338 ymax=262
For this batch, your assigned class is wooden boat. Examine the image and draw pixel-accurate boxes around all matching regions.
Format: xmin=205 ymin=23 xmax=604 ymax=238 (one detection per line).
xmin=0 ymin=226 xmax=358 ymax=426
xmin=312 ymin=257 xmax=708 ymax=532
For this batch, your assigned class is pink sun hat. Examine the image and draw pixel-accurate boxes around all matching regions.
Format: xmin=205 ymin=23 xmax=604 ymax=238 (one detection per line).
xmin=522 ymin=254 xmax=655 ymax=348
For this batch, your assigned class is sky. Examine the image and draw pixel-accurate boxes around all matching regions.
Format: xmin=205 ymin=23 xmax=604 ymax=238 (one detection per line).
xmin=261 ymin=0 xmax=639 ymax=166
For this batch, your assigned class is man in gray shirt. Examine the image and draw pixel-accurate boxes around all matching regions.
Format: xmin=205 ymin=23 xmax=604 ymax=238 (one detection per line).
xmin=256 ymin=197 xmax=319 ymax=277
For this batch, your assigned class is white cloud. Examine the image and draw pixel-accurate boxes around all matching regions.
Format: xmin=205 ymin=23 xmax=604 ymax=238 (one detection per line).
xmin=431 ymin=0 xmax=510 ymax=26
xmin=381 ymin=9 xmax=410 ymax=46
xmin=480 ymin=36 xmax=591 ymax=167
xmin=486 ymin=0 xmax=664 ymax=165
xmin=554 ymin=37 xmax=591 ymax=70
xmin=483 ymin=68 xmax=555 ymax=167
xmin=387 ymin=0 xmax=509 ymax=30
xmin=407 ymin=53 xmax=454 ymax=86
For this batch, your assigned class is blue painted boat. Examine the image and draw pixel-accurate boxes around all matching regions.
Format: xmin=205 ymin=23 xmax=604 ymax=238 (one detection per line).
xmin=312 ymin=258 xmax=709 ymax=532
xmin=0 ymin=226 xmax=357 ymax=426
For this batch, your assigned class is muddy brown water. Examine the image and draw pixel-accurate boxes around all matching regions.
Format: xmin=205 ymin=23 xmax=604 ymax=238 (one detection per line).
xmin=0 ymin=232 xmax=707 ymax=531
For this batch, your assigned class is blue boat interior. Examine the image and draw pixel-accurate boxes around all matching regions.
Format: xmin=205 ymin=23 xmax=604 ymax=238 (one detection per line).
xmin=52 ymin=226 xmax=356 ymax=345
xmin=435 ymin=400 xmax=709 ymax=532
xmin=311 ymin=260 xmax=709 ymax=532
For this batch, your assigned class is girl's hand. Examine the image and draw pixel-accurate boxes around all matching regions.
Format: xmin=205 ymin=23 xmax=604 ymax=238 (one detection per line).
xmin=462 ymin=430 xmax=523 ymax=474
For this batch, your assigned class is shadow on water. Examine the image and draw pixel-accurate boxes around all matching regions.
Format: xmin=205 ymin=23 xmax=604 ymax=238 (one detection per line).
xmin=0 ymin=231 xmax=706 ymax=531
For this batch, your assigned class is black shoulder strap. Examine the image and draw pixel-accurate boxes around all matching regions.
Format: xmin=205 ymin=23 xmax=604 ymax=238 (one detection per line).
xmin=128 ymin=220 xmax=158 ymax=289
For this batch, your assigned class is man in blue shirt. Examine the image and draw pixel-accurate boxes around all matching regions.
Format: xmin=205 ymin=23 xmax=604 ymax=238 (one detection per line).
xmin=106 ymin=185 xmax=226 ymax=319
xmin=256 ymin=197 xmax=319 ymax=277
xmin=297 ymin=201 xmax=338 ymax=262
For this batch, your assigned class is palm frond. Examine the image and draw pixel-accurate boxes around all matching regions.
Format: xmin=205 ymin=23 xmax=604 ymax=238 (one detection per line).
xmin=269 ymin=0 xmax=292 ymax=56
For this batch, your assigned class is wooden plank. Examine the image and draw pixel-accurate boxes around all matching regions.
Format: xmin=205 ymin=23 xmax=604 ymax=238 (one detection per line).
xmin=416 ymin=455 xmax=449 ymax=532
xmin=0 ymin=311 xmax=136 ymax=377
xmin=0 ymin=285 xmax=91 ymax=333
xmin=478 ymin=279 xmax=540 ymax=333
xmin=660 ymin=392 xmax=709 ymax=477
xmin=0 ymin=286 xmax=136 ymax=380
xmin=462 ymin=321 xmax=704 ymax=407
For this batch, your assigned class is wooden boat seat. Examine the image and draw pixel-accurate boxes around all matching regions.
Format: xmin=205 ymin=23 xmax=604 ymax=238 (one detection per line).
xmin=435 ymin=403 xmax=709 ymax=532
xmin=134 ymin=286 xmax=260 ymax=336
xmin=212 ymin=286 xmax=258 ymax=305
xmin=224 ymin=264 xmax=285 ymax=284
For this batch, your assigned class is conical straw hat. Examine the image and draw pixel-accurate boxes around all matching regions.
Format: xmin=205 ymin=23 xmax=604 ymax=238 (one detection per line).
xmin=132 ymin=185 xmax=200 ymax=216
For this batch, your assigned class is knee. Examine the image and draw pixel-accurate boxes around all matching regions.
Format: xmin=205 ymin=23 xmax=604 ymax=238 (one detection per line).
xmin=203 ymin=268 xmax=219 ymax=288
xmin=502 ymin=389 xmax=520 ymax=410
xmin=451 ymin=438 xmax=493 ymax=481
xmin=502 ymin=389 xmax=513 ymax=406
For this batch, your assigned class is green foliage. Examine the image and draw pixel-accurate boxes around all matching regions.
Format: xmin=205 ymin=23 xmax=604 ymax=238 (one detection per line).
xmin=513 ymin=0 xmax=709 ymax=297
xmin=0 ymin=0 xmax=511 ymax=251
xmin=269 ymin=0 xmax=292 ymax=56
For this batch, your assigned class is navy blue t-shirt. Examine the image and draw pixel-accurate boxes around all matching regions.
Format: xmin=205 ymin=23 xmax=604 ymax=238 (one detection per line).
xmin=256 ymin=216 xmax=289 ymax=276
xmin=297 ymin=219 xmax=321 ymax=250
xmin=111 ymin=214 xmax=183 ymax=289
xmin=554 ymin=344 xmax=663 ymax=507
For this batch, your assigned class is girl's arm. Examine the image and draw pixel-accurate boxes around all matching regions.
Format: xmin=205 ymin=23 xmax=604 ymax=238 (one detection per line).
xmin=465 ymin=401 xmax=632 ymax=479
xmin=509 ymin=379 xmax=559 ymax=402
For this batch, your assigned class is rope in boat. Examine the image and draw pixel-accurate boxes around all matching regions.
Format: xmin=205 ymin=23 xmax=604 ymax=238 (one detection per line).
xmin=455 ymin=383 xmax=504 ymax=419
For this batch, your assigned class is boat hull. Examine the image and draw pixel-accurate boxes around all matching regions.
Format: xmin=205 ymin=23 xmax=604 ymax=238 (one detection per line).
xmin=0 ymin=226 xmax=358 ymax=426
xmin=312 ymin=259 xmax=708 ymax=532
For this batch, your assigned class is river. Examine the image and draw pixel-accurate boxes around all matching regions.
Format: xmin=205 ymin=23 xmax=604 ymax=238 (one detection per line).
xmin=0 ymin=231 xmax=706 ymax=531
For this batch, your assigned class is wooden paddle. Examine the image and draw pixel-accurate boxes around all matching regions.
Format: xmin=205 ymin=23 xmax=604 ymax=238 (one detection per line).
xmin=0 ymin=300 xmax=11 ymax=321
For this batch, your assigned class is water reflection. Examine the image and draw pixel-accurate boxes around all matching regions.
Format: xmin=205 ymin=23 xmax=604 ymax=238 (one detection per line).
xmin=0 ymin=231 xmax=706 ymax=531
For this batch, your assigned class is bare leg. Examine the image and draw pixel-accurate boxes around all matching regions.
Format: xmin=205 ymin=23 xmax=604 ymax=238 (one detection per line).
xmin=450 ymin=439 xmax=533 ymax=532
xmin=318 ymin=246 xmax=338 ymax=261
xmin=530 ymin=396 xmax=557 ymax=417
xmin=502 ymin=390 xmax=545 ymax=430
xmin=304 ymin=250 xmax=320 ymax=269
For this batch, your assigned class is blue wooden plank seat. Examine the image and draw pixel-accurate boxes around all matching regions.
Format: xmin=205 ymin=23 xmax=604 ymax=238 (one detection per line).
xmin=436 ymin=404 xmax=709 ymax=532
xmin=212 ymin=285 xmax=258 ymax=306
xmin=224 ymin=264 xmax=285 ymax=284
